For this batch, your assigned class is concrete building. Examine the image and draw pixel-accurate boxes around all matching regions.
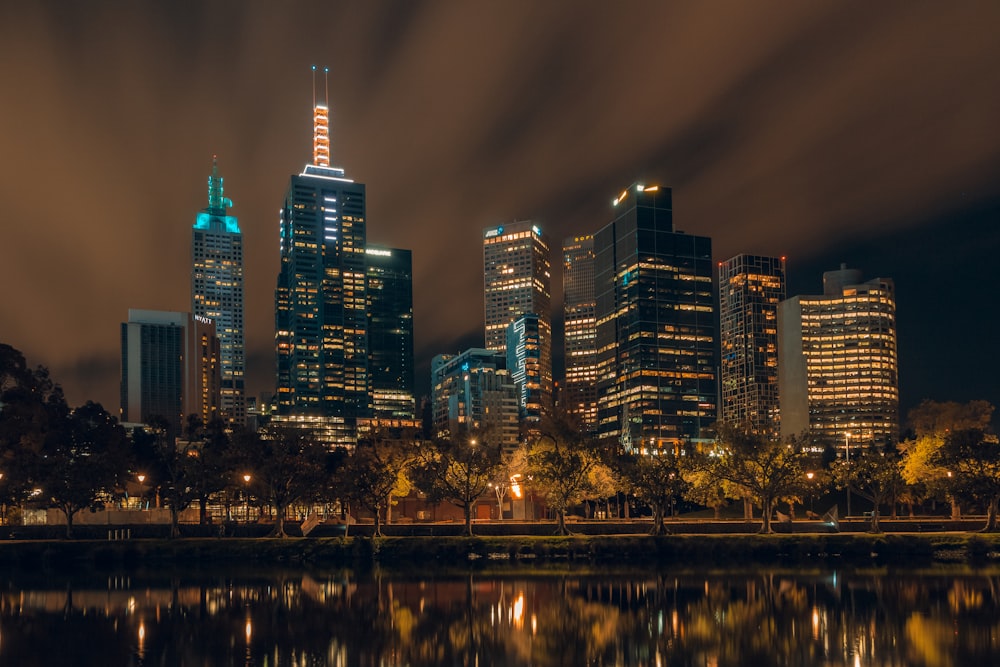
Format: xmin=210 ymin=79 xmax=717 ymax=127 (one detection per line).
xmin=778 ymin=264 xmax=899 ymax=448
xmin=120 ymin=309 xmax=220 ymax=436
xmin=506 ymin=313 xmax=545 ymax=427
xmin=366 ymin=245 xmax=415 ymax=420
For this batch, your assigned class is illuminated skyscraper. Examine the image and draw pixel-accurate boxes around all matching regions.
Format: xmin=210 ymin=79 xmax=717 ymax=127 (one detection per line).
xmin=431 ymin=349 xmax=520 ymax=451
xmin=274 ymin=69 xmax=369 ymax=443
xmin=366 ymin=245 xmax=415 ymax=420
xmin=778 ymin=265 xmax=899 ymax=447
xmin=120 ymin=309 xmax=220 ymax=437
xmin=718 ymin=254 xmax=785 ymax=436
xmin=192 ymin=157 xmax=245 ymax=426
xmin=595 ymin=184 xmax=717 ymax=452
xmin=562 ymin=235 xmax=598 ymax=428
xmin=506 ymin=314 xmax=544 ymax=426
xmin=483 ymin=220 xmax=553 ymax=418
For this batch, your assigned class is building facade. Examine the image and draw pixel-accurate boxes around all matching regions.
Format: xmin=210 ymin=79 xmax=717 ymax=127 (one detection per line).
xmin=562 ymin=234 xmax=598 ymax=429
xmin=505 ymin=313 xmax=545 ymax=427
xmin=431 ymin=349 xmax=520 ymax=451
xmin=366 ymin=245 xmax=415 ymax=420
xmin=718 ymin=254 xmax=786 ymax=437
xmin=192 ymin=157 xmax=246 ymax=426
xmin=483 ymin=221 xmax=553 ymax=418
xmin=274 ymin=86 xmax=369 ymax=444
xmin=120 ymin=309 xmax=220 ymax=436
xmin=594 ymin=184 xmax=717 ymax=453
xmin=778 ymin=265 xmax=899 ymax=447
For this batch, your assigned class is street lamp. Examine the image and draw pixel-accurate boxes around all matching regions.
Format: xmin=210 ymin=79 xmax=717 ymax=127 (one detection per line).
xmin=136 ymin=473 xmax=147 ymax=510
xmin=844 ymin=432 xmax=852 ymax=517
xmin=242 ymin=474 xmax=252 ymax=523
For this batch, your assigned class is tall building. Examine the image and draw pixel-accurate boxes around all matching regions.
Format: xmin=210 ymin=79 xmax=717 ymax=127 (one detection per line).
xmin=562 ymin=235 xmax=598 ymax=428
xmin=120 ymin=309 xmax=220 ymax=436
xmin=431 ymin=349 xmax=520 ymax=451
xmin=778 ymin=264 xmax=899 ymax=447
xmin=506 ymin=314 xmax=544 ymax=426
xmin=483 ymin=221 xmax=553 ymax=417
xmin=366 ymin=245 xmax=415 ymax=420
xmin=594 ymin=184 xmax=717 ymax=453
xmin=274 ymin=69 xmax=368 ymax=444
xmin=192 ymin=156 xmax=245 ymax=426
xmin=718 ymin=254 xmax=786 ymax=437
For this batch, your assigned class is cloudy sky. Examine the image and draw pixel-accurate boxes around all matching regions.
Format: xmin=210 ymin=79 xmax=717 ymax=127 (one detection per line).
xmin=1 ymin=1 xmax=999 ymax=423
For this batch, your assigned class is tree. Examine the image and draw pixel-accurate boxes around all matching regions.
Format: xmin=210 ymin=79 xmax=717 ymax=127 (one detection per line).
xmin=236 ymin=424 xmax=327 ymax=537
xmin=42 ymin=401 xmax=130 ymax=538
xmin=619 ymin=450 xmax=687 ymax=535
xmin=337 ymin=432 xmax=414 ymax=537
xmin=710 ymin=424 xmax=805 ymax=533
xmin=0 ymin=346 xmax=66 ymax=520
xmin=412 ymin=432 xmax=502 ymax=536
xmin=933 ymin=429 xmax=1000 ymax=531
xmin=909 ymin=399 xmax=994 ymax=437
xmin=527 ymin=415 xmax=608 ymax=536
xmin=490 ymin=445 xmax=529 ymax=521
xmin=832 ymin=447 xmax=904 ymax=533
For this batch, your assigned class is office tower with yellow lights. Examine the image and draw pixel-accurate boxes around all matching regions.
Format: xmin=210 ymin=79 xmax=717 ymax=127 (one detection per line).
xmin=595 ymin=184 xmax=717 ymax=453
xmin=192 ymin=157 xmax=245 ymax=426
xmin=719 ymin=254 xmax=786 ymax=437
xmin=274 ymin=68 xmax=369 ymax=443
xmin=483 ymin=220 xmax=553 ymax=418
xmin=778 ymin=264 xmax=899 ymax=447
xmin=562 ymin=235 xmax=598 ymax=428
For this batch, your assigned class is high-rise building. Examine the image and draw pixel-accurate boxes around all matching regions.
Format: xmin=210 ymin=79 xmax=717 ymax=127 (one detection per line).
xmin=274 ymin=70 xmax=368 ymax=444
xmin=120 ymin=309 xmax=220 ymax=436
xmin=778 ymin=264 xmax=899 ymax=448
xmin=431 ymin=349 xmax=520 ymax=451
xmin=562 ymin=235 xmax=598 ymax=428
xmin=483 ymin=221 xmax=553 ymax=417
xmin=506 ymin=314 xmax=544 ymax=426
xmin=594 ymin=184 xmax=717 ymax=453
xmin=718 ymin=254 xmax=786 ymax=437
xmin=366 ymin=245 xmax=415 ymax=420
xmin=192 ymin=157 xmax=245 ymax=426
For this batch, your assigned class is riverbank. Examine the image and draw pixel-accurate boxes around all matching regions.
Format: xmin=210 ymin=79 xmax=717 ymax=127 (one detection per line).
xmin=1 ymin=533 xmax=999 ymax=571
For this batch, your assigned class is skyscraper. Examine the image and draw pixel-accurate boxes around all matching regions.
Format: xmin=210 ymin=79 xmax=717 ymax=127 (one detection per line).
xmin=483 ymin=220 xmax=553 ymax=419
xmin=778 ymin=264 xmax=899 ymax=447
xmin=718 ymin=254 xmax=786 ymax=437
xmin=562 ymin=235 xmax=598 ymax=428
xmin=506 ymin=314 xmax=544 ymax=426
xmin=431 ymin=348 xmax=520 ymax=450
xmin=274 ymin=69 xmax=368 ymax=444
xmin=120 ymin=309 xmax=220 ymax=436
xmin=192 ymin=157 xmax=245 ymax=426
xmin=366 ymin=245 xmax=415 ymax=420
xmin=595 ymin=184 xmax=717 ymax=453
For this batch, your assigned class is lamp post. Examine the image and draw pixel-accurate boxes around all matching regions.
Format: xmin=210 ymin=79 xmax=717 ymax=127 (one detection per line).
xmin=844 ymin=432 xmax=852 ymax=517
xmin=136 ymin=473 xmax=147 ymax=510
xmin=242 ymin=474 xmax=252 ymax=523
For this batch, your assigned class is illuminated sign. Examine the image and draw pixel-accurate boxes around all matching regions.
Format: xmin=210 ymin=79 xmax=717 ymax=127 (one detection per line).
xmin=194 ymin=315 xmax=213 ymax=325
xmin=485 ymin=226 xmax=504 ymax=238
xmin=365 ymin=248 xmax=392 ymax=257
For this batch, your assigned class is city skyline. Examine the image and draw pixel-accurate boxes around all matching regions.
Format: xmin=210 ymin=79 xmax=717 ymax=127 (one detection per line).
xmin=2 ymin=2 xmax=999 ymax=427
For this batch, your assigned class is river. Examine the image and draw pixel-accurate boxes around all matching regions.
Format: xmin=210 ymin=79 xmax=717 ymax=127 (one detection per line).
xmin=1 ymin=566 xmax=997 ymax=665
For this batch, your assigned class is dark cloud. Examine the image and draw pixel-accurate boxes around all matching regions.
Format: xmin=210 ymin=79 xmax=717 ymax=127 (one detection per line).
xmin=1 ymin=1 xmax=998 ymax=417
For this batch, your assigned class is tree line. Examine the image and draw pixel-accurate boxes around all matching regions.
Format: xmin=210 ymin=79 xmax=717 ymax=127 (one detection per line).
xmin=3 ymin=343 xmax=999 ymax=538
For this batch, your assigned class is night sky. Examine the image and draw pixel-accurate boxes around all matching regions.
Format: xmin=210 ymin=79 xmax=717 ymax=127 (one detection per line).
xmin=2 ymin=2 xmax=999 ymax=425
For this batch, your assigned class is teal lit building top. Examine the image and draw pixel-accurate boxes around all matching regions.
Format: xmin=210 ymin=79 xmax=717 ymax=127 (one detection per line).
xmin=194 ymin=156 xmax=241 ymax=234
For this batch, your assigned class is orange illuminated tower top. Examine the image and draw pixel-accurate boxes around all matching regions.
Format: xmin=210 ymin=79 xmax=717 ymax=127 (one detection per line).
xmin=312 ymin=65 xmax=330 ymax=167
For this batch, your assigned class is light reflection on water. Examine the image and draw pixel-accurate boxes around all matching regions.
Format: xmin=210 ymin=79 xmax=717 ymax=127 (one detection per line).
xmin=2 ymin=568 xmax=1000 ymax=665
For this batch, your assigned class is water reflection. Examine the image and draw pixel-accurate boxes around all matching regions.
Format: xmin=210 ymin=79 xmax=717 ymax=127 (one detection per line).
xmin=2 ymin=567 xmax=1000 ymax=665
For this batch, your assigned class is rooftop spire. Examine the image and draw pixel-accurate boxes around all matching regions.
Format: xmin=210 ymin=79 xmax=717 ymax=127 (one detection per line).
xmin=311 ymin=65 xmax=331 ymax=167
xmin=207 ymin=154 xmax=225 ymax=212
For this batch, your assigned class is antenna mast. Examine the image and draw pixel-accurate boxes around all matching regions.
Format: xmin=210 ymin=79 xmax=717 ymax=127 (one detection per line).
xmin=312 ymin=65 xmax=330 ymax=167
